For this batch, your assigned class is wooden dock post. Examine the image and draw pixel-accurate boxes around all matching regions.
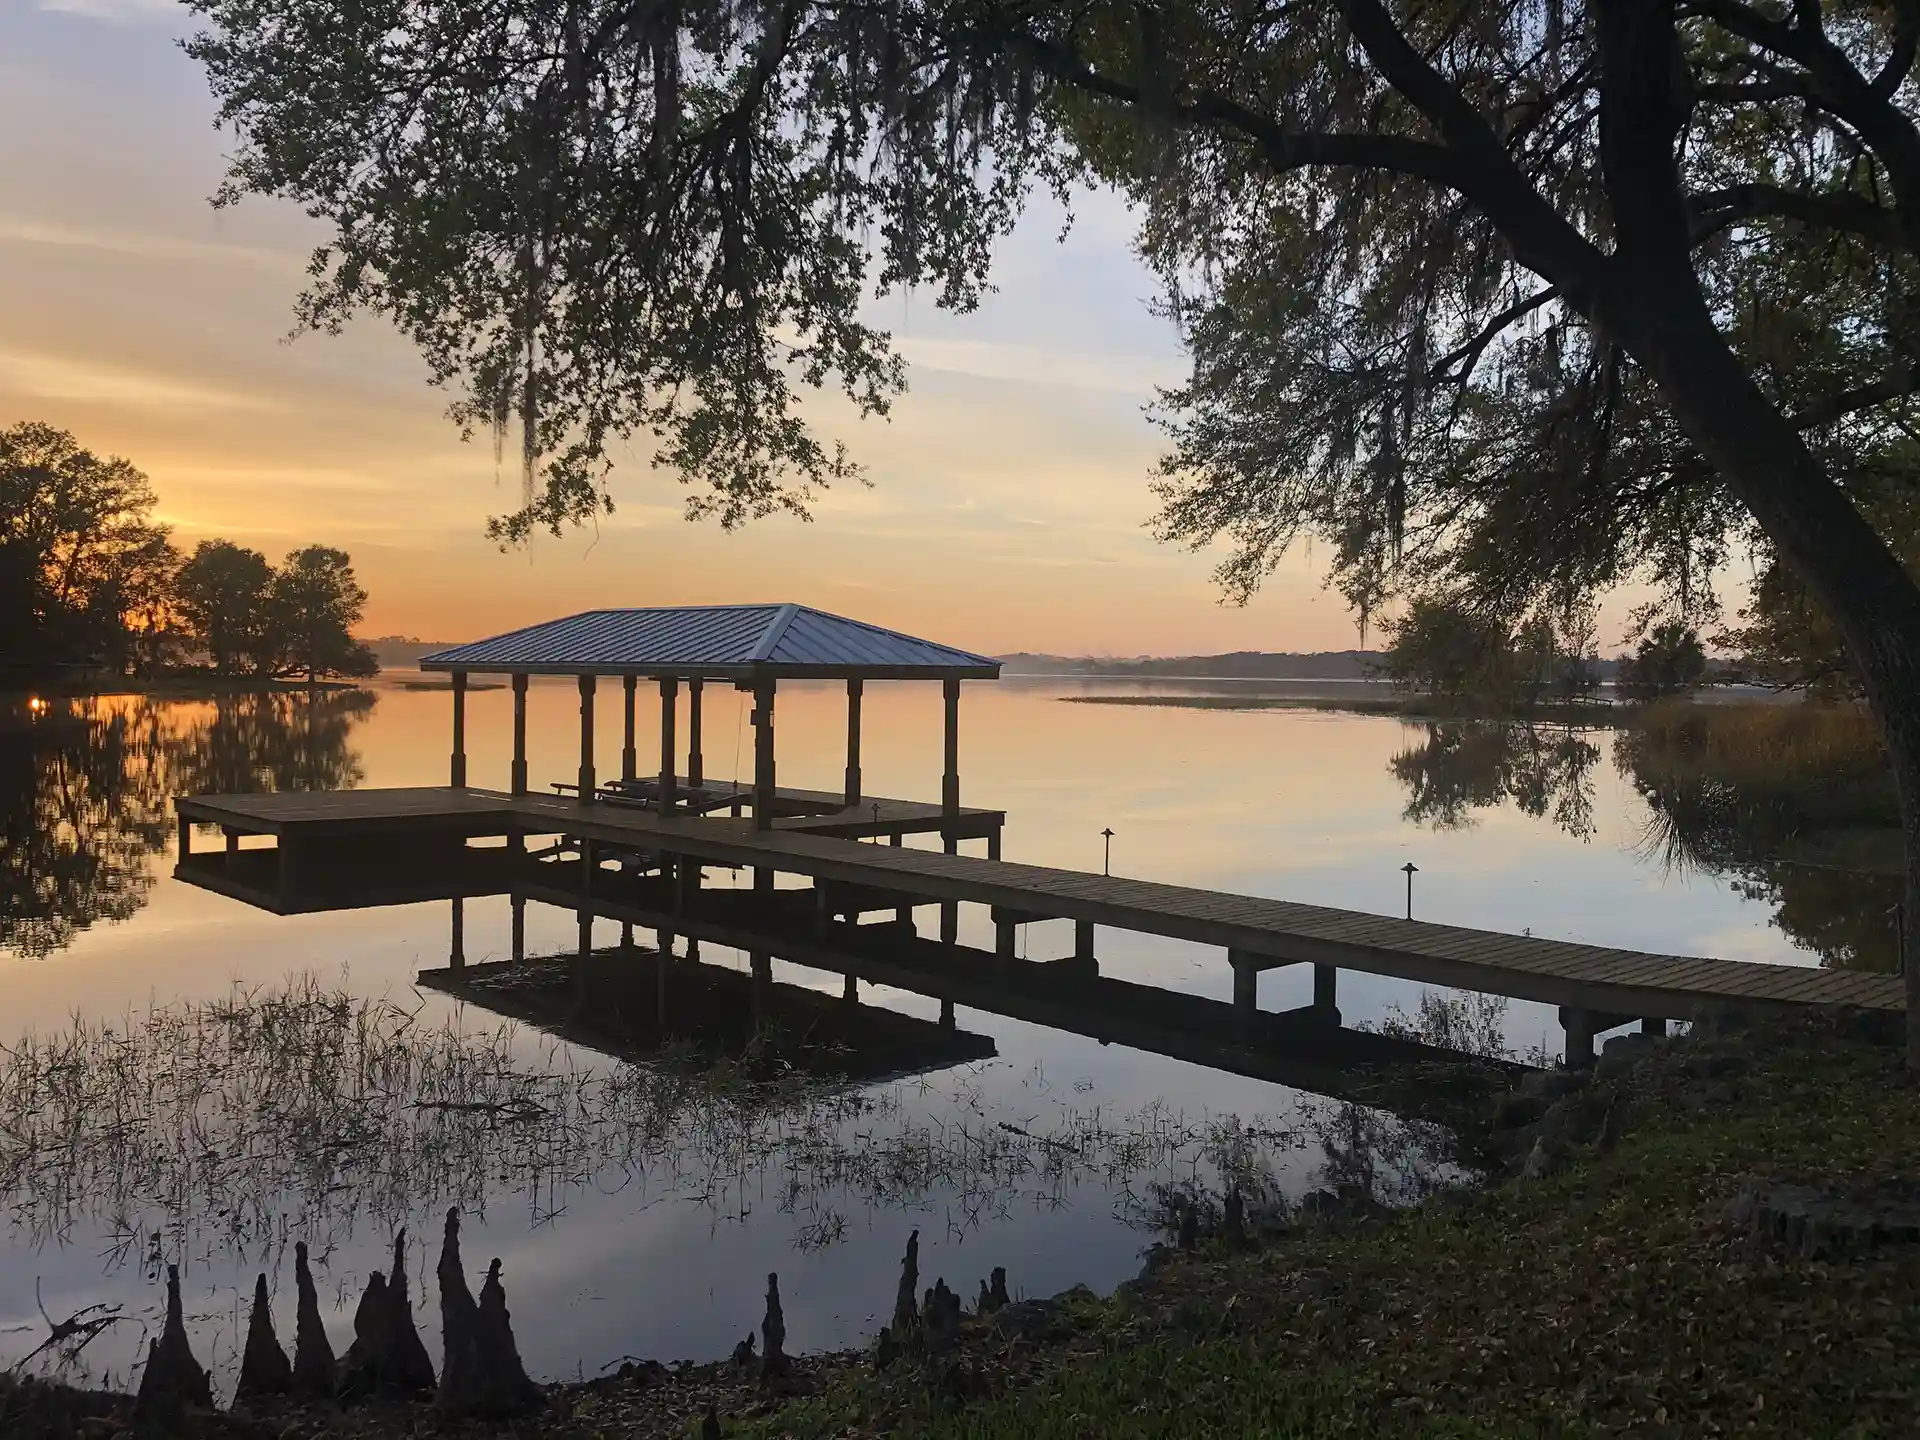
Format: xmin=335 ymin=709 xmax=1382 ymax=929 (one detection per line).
xmin=177 ymin=811 xmax=191 ymax=860
xmin=450 ymin=897 xmax=465 ymax=970
xmin=510 ymin=674 xmax=529 ymax=795
xmin=1075 ymin=919 xmax=1095 ymax=962
xmin=1231 ymin=951 xmax=1257 ymax=1012
xmin=995 ymin=912 xmax=1017 ymax=962
xmin=659 ymin=677 xmax=678 ymax=812
xmin=843 ymin=972 xmax=858 ymax=1003
xmin=621 ymin=675 xmax=637 ymax=785
xmin=621 ymin=920 xmax=634 ymax=951
xmin=578 ymin=675 xmax=598 ymax=800
xmin=1643 ymin=1017 xmax=1667 ymax=1037
xmin=225 ymin=827 xmax=239 ymax=859
xmin=844 ymin=678 xmax=863 ymax=807
xmin=511 ymin=892 xmax=525 ymax=964
xmin=1560 ymin=1006 xmax=1597 ymax=1068
xmin=450 ymin=671 xmax=468 ymax=787
xmin=753 ymin=675 xmax=777 ymax=830
xmin=1313 ymin=964 xmax=1339 ymax=1022
xmin=987 ymin=828 xmax=1001 ymax=861
xmin=939 ymin=998 xmax=955 ymax=1030
xmin=688 ymin=679 xmax=704 ymax=788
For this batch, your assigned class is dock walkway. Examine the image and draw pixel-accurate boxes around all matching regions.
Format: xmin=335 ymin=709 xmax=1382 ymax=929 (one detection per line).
xmin=174 ymin=785 xmax=1903 ymax=1060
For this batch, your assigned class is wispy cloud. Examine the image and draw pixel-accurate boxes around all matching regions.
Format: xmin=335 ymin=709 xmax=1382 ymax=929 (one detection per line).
xmin=0 ymin=217 xmax=295 ymax=273
xmin=0 ymin=347 xmax=285 ymax=413
xmin=35 ymin=0 xmax=179 ymax=21
xmin=892 ymin=336 xmax=1185 ymax=396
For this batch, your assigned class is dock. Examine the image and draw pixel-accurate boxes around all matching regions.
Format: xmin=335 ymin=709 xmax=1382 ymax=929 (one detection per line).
xmin=174 ymin=783 xmax=1903 ymax=1065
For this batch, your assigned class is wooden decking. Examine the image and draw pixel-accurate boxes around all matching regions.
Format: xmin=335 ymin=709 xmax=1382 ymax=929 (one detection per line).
xmin=174 ymin=785 xmax=1904 ymax=1027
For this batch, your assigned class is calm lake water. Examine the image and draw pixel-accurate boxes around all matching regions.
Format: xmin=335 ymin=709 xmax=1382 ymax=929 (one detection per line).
xmin=0 ymin=675 xmax=1885 ymax=1395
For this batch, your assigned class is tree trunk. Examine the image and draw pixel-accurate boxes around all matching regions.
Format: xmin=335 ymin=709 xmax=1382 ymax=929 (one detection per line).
xmin=1597 ymin=279 xmax=1920 ymax=1063
xmin=1582 ymin=0 xmax=1920 ymax=1064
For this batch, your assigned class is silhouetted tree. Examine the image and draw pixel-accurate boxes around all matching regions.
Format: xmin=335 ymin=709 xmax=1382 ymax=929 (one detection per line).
xmin=174 ymin=540 xmax=275 ymax=675
xmin=1381 ymin=598 xmax=1516 ymax=704
xmin=267 ymin=546 xmax=379 ymax=683
xmin=0 ymin=422 xmax=180 ymax=672
xmin=1617 ymin=622 xmax=1709 ymax=702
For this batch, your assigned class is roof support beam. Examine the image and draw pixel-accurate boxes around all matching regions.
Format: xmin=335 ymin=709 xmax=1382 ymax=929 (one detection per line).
xmin=579 ymin=675 xmax=597 ymax=802
xmin=688 ymin=679 xmax=704 ymax=789
xmin=753 ymin=674 xmax=777 ymax=831
xmin=844 ymin=678 xmax=863 ymax=809
xmin=621 ymin=675 xmax=638 ymax=785
xmin=449 ymin=672 xmax=468 ymax=788
xmin=942 ymin=676 xmax=961 ymax=824
xmin=510 ymin=673 xmax=528 ymax=795
xmin=659 ymin=677 xmax=679 ymax=813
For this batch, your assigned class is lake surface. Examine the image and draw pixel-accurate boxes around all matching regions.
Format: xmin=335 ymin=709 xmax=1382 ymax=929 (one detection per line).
xmin=0 ymin=675 xmax=1888 ymax=1395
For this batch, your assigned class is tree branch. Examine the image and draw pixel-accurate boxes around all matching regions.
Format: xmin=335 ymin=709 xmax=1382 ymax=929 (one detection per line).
xmin=1427 ymin=287 xmax=1561 ymax=387
xmin=1792 ymin=362 xmax=1920 ymax=429
xmin=1332 ymin=0 xmax=1611 ymax=299
xmin=1687 ymin=0 xmax=1920 ymax=249
xmin=1004 ymin=30 xmax=1481 ymax=189
xmin=1689 ymin=182 xmax=1906 ymax=246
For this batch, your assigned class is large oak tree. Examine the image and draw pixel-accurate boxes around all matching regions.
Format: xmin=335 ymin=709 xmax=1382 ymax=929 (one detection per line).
xmin=184 ymin=0 xmax=1920 ymax=1054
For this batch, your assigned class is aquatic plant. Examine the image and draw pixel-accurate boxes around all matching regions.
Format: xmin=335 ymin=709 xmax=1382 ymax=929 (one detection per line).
xmin=0 ymin=977 xmax=1306 ymax=1272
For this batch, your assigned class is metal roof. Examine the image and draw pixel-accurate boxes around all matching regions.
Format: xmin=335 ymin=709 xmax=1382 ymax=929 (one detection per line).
xmin=418 ymin=604 xmax=1001 ymax=679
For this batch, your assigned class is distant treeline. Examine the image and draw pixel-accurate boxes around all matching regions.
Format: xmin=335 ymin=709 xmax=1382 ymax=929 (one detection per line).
xmin=999 ymin=649 xmax=1633 ymax=682
xmin=363 ymin=636 xmax=458 ymax=668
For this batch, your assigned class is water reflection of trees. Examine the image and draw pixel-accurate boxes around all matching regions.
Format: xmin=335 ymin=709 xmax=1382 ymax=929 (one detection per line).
xmin=0 ymin=691 xmax=372 ymax=957
xmin=0 ymin=978 xmax=1305 ymax=1270
xmin=1614 ymin=716 xmax=1901 ymax=972
xmin=1390 ymin=721 xmax=1600 ymax=838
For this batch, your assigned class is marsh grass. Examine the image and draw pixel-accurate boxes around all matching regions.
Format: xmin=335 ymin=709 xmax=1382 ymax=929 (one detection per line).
xmin=0 ymin=977 xmax=1307 ymax=1277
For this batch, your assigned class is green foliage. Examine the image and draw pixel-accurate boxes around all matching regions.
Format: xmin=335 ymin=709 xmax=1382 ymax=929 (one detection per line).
xmin=266 ymin=546 xmax=377 ymax=683
xmin=1616 ymin=621 xmax=1708 ymax=703
xmin=1718 ymin=460 xmax=1920 ymax=697
xmin=0 ymin=422 xmax=181 ymax=673
xmin=179 ymin=0 xmax=1920 ymax=632
xmin=167 ymin=539 xmax=380 ymax=681
xmin=172 ymin=540 xmax=275 ymax=675
xmin=1380 ymin=597 xmax=1598 ymax=711
xmin=1380 ymin=598 xmax=1516 ymax=703
xmin=182 ymin=0 xmax=1071 ymax=543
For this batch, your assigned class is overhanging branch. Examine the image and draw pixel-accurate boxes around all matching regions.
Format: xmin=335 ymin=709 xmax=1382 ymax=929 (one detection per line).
xmin=1689 ymin=182 xmax=1906 ymax=247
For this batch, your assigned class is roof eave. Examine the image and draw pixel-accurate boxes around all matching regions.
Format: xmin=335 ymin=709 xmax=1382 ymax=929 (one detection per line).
xmin=418 ymin=659 xmax=1001 ymax=681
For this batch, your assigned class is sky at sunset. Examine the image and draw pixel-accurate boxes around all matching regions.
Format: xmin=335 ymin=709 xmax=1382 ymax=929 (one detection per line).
xmin=1 ymin=1 xmax=1700 ymax=655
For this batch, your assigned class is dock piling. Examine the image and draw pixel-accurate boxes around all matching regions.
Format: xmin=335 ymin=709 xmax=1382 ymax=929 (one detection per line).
xmin=1313 ymin=964 xmax=1340 ymax=1023
xmin=1231 ymin=951 xmax=1257 ymax=1013
xmin=450 ymin=897 xmax=465 ymax=970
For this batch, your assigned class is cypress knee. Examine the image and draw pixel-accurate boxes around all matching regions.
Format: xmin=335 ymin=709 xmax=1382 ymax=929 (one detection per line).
xmin=291 ymin=1241 xmax=336 ymax=1397
xmin=234 ymin=1273 xmax=292 ymax=1403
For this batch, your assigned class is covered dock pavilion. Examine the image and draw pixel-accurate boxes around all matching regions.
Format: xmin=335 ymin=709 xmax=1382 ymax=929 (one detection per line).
xmin=418 ymin=602 xmax=1002 ymax=844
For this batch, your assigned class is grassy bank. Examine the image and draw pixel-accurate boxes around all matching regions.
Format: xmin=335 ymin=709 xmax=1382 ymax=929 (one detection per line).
xmin=738 ymin=1009 xmax=1918 ymax=1439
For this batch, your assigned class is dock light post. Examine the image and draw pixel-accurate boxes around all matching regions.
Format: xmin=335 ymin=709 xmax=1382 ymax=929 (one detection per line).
xmin=1101 ymin=828 xmax=1115 ymax=877
xmin=1402 ymin=862 xmax=1419 ymax=920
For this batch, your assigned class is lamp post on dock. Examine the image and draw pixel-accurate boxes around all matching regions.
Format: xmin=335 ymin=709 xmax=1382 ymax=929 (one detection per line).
xmin=1101 ymin=828 xmax=1115 ymax=877
xmin=1402 ymin=862 xmax=1419 ymax=920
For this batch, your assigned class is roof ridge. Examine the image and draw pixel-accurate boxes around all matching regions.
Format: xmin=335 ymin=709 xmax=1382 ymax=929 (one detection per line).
xmin=786 ymin=603 xmax=995 ymax=665
xmin=747 ymin=602 xmax=802 ymax=663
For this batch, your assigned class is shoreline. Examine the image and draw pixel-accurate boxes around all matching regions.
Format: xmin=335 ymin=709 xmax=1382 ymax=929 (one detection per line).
xmin=9 ymin=1007 xmax=1912 ymax=1437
